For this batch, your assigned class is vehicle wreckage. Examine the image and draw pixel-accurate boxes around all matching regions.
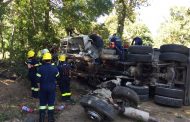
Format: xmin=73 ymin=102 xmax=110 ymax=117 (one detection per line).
xmin=60 ymin=35 xmax=190 ymax=121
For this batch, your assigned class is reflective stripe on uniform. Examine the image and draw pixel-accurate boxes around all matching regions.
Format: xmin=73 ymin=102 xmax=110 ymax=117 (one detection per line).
xmin=31 ymin=87 xmax=34 ymax=90
xmin=51 ymin=63 xmax=55 ymax=65
xmin=39 ymin=106 xmax=47 ymax=110
xmin=56 ymin=72 xmax=59 ymax=77
xmin=48 ymin=106 xmax=54 ymax=110
xmin=34 ymin=64 xmax=39 ymax=67
xmin=36 ymin=73 xmax=41 ymax=77
xmin=33 ymin=88 xmax=39 ymax=91
xmin=62 ymin=92 xmax=71 ymax=96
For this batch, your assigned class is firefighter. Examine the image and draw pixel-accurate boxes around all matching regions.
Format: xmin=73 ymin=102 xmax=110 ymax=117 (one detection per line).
xmin=131 ymin=36 xmax=143 ymax=45
xmin=36 ymin=52 xmax=59 ymax=122
xmin=26 ymin=50 xmax=39 ymax=98
xmin=57 ymin=54 xmax=75 ymax=104
xmin=89 ymin=32 xmax=104 ymax=64
xmin=109 ymin=34 xmax=124 ymax=60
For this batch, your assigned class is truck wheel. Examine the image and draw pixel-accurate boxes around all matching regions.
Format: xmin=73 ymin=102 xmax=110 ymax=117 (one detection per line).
xmin=126 ymin=54 xmax=152 ymax=62
xmin=112 ymin=86 xmax=140 ymax=108
xmin=80 ymin=95 xmax=116 ymax=122
xmin=128 ymin=45 xmax=153 ymax=54
xmin=126 ymin=84 xmax=149 ymax=95
xmin=154 ymin=95 xmax=183 ymax=107
xmin=160 ymin=44 xmax=189 ymax=55
xmin=159 ymin=52 xmax=188 ymax=63
xmin=155 ymin=87 xmax=184 ymax=99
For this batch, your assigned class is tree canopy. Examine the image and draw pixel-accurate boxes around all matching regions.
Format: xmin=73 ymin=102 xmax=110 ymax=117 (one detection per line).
xmin=0 ymin=0 xmax=113 ymax=61
xmin=156 ymin=6 xmax=190 ymax=47
xmin=3 ymin=0 xmax=189 ymax=61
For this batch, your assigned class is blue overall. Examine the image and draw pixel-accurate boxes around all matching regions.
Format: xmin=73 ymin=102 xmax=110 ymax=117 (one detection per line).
xmin=26 ymin=58 xmax=39 ymax=98
xmin=110 ymin=36 xmax=124 ymax=60
xmin=132 ymin=37 xmax=143 ymax=45
xmin=36 ymin=63 xmax=59 ymax=114
xmin=57 ymin=61 xmax=71 ymax=101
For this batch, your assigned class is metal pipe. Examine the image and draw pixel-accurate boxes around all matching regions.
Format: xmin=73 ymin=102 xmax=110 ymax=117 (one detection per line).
xmin=123 ymin=107 xmax=158 ymax=122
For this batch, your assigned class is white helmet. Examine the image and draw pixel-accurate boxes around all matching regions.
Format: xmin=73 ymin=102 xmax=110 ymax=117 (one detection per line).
xmin=41 ymin=48 xmax=49 ymax=55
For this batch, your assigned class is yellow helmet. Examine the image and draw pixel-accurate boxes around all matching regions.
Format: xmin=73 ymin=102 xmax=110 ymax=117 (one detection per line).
xmin=27 ymin=50 xmax=35 ymax=58
xmin=42 ymin=52 xmax=52 ymax=60
xmin=59 ymin=54 xmax=66 ymax=61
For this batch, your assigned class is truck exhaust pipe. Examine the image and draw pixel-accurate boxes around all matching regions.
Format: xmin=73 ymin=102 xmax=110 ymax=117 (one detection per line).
xmin=122 ymin=107 xmax=158 ymax=122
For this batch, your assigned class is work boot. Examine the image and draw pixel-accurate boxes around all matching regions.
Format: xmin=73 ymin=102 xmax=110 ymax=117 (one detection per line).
xmin=48 ymin=110 xmax=55 ymax=122
xmin=39 ymin=111 xmax=46 ymax=122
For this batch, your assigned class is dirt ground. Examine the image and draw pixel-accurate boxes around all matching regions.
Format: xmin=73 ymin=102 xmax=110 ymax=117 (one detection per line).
xmin=0 ymin=67 xmax=190 ymax=122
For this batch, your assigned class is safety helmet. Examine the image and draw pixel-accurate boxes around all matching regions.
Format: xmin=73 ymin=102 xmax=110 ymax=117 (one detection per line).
xmin=58 ymin=54 xmax=66 ymax=61
xmin=41 ymin=48 xmax=49 ymax=55
xmin=42 ymin=52 xmax=52 ymax=60
xmin=27 ymin=50 xmax=35 ymax=58
xmin=37 ymin=50 xmax=42 ymax=58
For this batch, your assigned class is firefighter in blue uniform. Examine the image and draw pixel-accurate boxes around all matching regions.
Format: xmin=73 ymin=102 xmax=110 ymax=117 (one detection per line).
xmin=57 ymin=54 xmax=74 ymax=103
xmin=36 ymin=52 xmax=59 ymax=122
xmin=131 ymin=36 xmax=143 ymax=45
xmin=109 ymin=34 xmax=124 ymax=60
xmin=26 ymin=50 xmax=39 ymax=98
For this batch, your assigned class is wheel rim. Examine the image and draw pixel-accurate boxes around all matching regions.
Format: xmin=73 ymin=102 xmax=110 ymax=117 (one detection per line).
xmin=87 ymin=110 xmax=103 ymax=122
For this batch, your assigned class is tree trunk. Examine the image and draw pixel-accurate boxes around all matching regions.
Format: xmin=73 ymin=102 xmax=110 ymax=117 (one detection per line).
xmin=0 ymin=21 xmax=5 ymax=59
xmin=44 ymin=0 xmax=50 ymax=41
xmin=28 ymin=0 xmax=35 ymax=47
xmin=116 ymin=0 xmax=126 ymax=37
xmin=9 ymin=25 xmax=15 ymax=60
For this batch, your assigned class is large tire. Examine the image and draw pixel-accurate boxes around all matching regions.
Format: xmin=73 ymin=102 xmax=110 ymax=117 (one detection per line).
xmin=155 ymin=87 xmax=184 ymax=99
xmin=112 ymin=86 xmax=140 ymax=108
xmin=159 ymin=52 xmax=188 ymax=63
xmin=128 ymin=45 xmax=153 ymax=54
xmin=80 ymin=95 xmax=116 ymax=121
xmin=126 ymin=84 xmax=149 ymax=95
xmin=126 ymin=54 xmax=152 ymax=62
xmin=160 ymin=44 xmax=189 ymax=55
xmin=154 ymin=95 xmax=183 ymax=107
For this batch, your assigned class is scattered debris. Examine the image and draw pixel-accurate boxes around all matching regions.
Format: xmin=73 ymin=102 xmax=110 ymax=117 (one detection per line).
xmin=56 ymin=105 xmax=65 ymax=111
xmin=21 ymin=105 xmax=33 ymax=113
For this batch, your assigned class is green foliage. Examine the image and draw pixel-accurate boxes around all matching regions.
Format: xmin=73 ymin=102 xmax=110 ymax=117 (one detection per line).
xmin=56 ymin=0 xmax=113 ymax=34
xmin=105 ymin=14 xmax=153 ymax=46
xmin=91 ymin=22 xmax=110 ymax=45
xmin=124 ymin=22 xmax=153 ymax=46
xmin=0 ymin=0 xmax=113 ymax=62
xmin=114 ymin=0 xmax=149 ymax=36
xmin=157 ymin=6 xmax=190 ymax=47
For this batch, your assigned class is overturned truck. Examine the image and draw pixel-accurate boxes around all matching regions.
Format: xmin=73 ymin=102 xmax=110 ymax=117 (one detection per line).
xmin=60 ymin=35 xmax=190 ymax=107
